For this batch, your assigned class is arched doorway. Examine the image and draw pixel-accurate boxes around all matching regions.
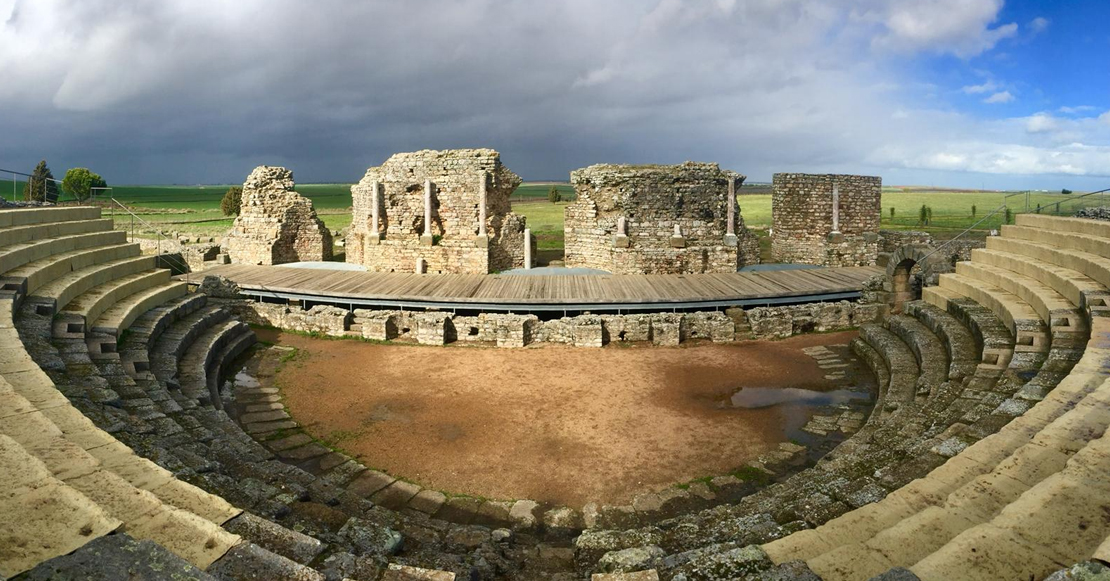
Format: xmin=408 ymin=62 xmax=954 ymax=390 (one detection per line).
xmin=890 ymin=257 xmax=922 ymax=313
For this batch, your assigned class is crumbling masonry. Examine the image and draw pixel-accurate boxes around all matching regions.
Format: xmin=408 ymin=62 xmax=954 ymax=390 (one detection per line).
xmin=563 ymin=162 xmax=760 ymax=274
xmin=224 ymin=166 xmax=333 ymax=265
xmin=770 ymin=173 xmax=882 ymax=267
xmin=345 ymin=149 xmax=532 ymax=274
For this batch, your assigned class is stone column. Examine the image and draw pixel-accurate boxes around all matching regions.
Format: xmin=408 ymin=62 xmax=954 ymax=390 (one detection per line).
xmin=831 ymin=183 xmax=840 ymax=234
xmin=524 ymin=227 xmax=533 ymax=269
xmin=670 ymin=223 xmax=686 ymax=248
xmin=724 ymin=176 xmax=738 ymax=247
xmin=369 ymin=180 xmax=381 ymax=243
xmin=475 ymin=171 xmax=489 ymax=249
xmin=614 ymin=216 xmax=630 ymax=248
xmin=421 ymin=179 xmax=434 ymax=246
xmin=416 ymin=257 xmax=426 ymax=274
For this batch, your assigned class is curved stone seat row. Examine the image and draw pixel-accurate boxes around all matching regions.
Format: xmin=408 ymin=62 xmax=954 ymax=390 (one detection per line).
xmin=754 ymin=214 xmax=1110 ymax=581
xmin=574 ymin=215 xmax=1110 ymax=578
xmin=0 ymin=207 xmax=410 ymax=579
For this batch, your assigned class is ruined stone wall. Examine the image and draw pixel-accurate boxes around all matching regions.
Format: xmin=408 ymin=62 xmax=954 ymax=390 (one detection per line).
xmin=564 ymin=162 xmax=759 ymax=274
xmin=346 ymin=149 xmax=530 ymax=274
xmin=225 ymin=166 xmax=333 ymax=265
xmin=771 ymin=173 xmax=881 ymax=267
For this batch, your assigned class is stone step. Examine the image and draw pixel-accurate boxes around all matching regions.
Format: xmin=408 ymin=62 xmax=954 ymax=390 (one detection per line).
xmin=0 ymin=432 xmax=120 ymax=579
xmin=903 ymin=301 xmax=979 ymax=381
xmin=0 ymin=230 xmax=128 ymax=275
xmin=1002 ymin=224 xmax=1110 ymax=263
xmin=91 ymin=281 xmax=188 ymax=338
xmin=1016 ymin=213 xmax=1110 ymax=239
xmin=62 ymin=269 xmax=170 ymax=329
xmin=886 ymin=314 xmax=948 ymax=393
xmin=956 ymin=261 xmax=1086 ymax=341
xmin=32 ymin=254 xmax=156 ymax=313
xmin=938 ymin=272 xmax=1048 ymax=353
xmin=0 ymin=217 xmax=113 ymax=249
xmin=0 ymin=205 xmax=101 ymax=228
xmin=986 ymin=236 xmax=1110 ymax=314
xmin=859 ymin=324 xmax=920 ymax=409
xmin=3 ymin=242 xmax=140 ymax=296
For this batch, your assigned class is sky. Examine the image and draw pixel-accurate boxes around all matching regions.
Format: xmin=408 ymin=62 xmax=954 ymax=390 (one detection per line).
xmin=0 ymin=0 xmax=1107 ymax=189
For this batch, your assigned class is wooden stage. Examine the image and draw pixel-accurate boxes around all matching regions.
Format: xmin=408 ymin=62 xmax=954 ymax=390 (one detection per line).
xmin=196 ymin=264 xmax=882 ymax=312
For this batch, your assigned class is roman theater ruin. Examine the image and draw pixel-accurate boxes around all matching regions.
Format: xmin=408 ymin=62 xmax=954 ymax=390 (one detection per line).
xmin=3 ymin=153 xmax=1110 ymax=581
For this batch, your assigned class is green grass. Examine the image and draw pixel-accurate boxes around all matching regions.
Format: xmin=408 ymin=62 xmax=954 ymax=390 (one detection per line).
xmin=14 ymin=179 xmax=1105 ymax=248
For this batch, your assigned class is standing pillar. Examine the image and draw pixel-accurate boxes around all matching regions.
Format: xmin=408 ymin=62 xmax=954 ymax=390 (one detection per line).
xmin=421 ymin=179 xmax=435 ymax=245
xmin=613 ymin=216 xmax=630 ymax=248
xmin=523 ymin=227 xmax=533 ymax=269
xmin=725 ymin=176 xmax=738 ymax=247
xmin=475 ymin=171 xmax=489 ymax=249
xmin=831 ymin=183 xmax=840 ymax=234
xmin=369 ymin=180 xmax=381 ymax=243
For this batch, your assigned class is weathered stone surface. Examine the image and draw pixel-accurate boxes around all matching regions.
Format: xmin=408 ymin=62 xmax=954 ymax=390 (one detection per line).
xmin=382 ymin=563 xmax=456 ymax=581
xmin=337 ymin=517 xmax=403 ymax=556
xmin=1045 ymin=562 xmax=1110 ymax=581
xmin=408 ymin=489 xmax=447 ymax=515
xmin=206 ymin=542 xmax=323 ymax=581
xmin=15 ymin=533 xmax=214 ymax=580
xmin=222 ymin=512 xmax=325 ymax=565
xmin=771 ymin=173 xmax=881 ymax=267
xmin=225 ymin=166 xmax=333 ymax=265
xmin=565 ymin=162 xmax=759 ymax=274
xmin=596 ymin=545 xmax=666 ymax=573
xmin=346 ymin=149 xmax=530 ymax=274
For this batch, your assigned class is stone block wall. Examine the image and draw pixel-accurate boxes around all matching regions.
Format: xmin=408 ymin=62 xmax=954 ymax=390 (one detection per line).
xmin=225 ymin=166 xmax=333 ymax=265
xmin=225 ymin=300 xmax=881 ymax=346
xmin=345 ymin=149 xmax=531 ymax=274
xmin=771 ymin=173 xmax=881 ymax=267
xmin=564 ymin=162 xmax=759 ymax=274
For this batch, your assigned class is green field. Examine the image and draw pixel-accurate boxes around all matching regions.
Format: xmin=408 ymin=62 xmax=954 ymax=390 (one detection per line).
xmin=6 ymin=180 xmax=1105 ymax=249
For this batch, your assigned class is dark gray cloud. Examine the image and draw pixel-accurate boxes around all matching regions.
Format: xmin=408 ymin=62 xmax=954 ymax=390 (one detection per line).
xmin=1 ymin=0 xmax=1106 ymax=188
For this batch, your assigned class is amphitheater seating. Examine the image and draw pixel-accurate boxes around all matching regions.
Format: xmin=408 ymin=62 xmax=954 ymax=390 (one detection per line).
xmin=0 ymin=206 xmax=490 ymax=580
xmin=6 ymin=205 xmax=1110 ymax=580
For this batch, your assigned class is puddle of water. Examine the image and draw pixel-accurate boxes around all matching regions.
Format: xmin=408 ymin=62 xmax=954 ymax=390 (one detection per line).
xmin=729 ymin=386 xmax=869 ymax=409
xmin=234 ymin=371 xmax=260 ymax=389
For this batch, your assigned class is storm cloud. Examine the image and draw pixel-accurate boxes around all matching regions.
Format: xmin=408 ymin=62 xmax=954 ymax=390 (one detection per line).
xmin=1 ymin=0 xmax=1107 ymax=187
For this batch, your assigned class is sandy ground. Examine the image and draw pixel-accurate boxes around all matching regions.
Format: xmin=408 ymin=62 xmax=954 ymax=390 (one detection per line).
xmin=257 ymin=330 xmax=869 ymax=507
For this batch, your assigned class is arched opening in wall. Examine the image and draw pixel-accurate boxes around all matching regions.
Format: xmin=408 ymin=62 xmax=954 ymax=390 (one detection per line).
xmin=891 ymin=258 xmax=922 ymax=313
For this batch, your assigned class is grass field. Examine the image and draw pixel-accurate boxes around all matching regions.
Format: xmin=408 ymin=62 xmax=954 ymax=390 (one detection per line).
xmin=4 ymin=179 xmax=1105 ymax=248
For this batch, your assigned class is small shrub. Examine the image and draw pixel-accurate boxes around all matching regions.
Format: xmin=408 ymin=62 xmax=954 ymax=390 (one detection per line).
xmin=1005 ymin=207 xmax=1013 ymax=224
xmin=1062 ymin=188 xmax=1072 ymax=195
xmin=919 ymin=204 xmax=928 ymax=226
xmin=547 ymin=185 xmax=561 ymax=203
xmin=971 ymin=204 xmax=977 ymax=218
xmin=221 ymin=186 xmax=243 ymax=216
xmin=889 ymin=207 xmax=895 ymax=219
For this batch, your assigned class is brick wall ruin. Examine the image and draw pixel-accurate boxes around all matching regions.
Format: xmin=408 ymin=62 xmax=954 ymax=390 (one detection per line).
xmin=224 ymin=166 xmax=333 ymax=265
xmin=563 ymin=162 xmax=760 ymax=275
xmin=770 ymin=173 xmax=881 ymax=267
xmin=345 ymin=149 xmax=532 ymax=274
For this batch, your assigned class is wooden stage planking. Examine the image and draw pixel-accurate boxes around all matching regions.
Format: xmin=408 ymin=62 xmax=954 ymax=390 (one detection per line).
xmin=197 ymin=264 xmax=882 ymax=307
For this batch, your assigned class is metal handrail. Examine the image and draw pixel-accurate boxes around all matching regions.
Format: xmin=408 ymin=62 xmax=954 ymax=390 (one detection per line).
xmin=108 ymin=198 xmax=193 ymax=284
xmin=917 ymin=187 xmax=1109 ymax=264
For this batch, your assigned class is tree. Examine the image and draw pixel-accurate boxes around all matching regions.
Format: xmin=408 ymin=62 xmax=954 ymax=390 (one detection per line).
xmin=22 ymin=160 xmax=54 ymax=202
xmin=1062 ymin=188 xmax=1073 ymax=195
xmin=889 ymin=207 xmax=895 ymax=219
xmin=919 ymin=204 xmax=928 ymax=226
xmin=971 ymin=204 xmax=977 ymax=218
xmin=221 ymin=186 xmax=243 ymax=216
xmin=61 ymin=168 xmax=106 ymax=202
xmin=547 ymin=184 xmax=561 ymax=203
xmin=926 ymin=206 xmax=933 ymax=224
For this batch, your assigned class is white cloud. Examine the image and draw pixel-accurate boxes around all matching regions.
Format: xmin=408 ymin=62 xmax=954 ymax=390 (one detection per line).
xmin=1101 ymin=111 xmax=1110 ymax=125
xmin=962 ymin=81 xmax=997 ymax=94
xmin=1026 ymin=113 xmax=1059 ymax=133
xmin=867 ymin=0 xmax=1018 ymax=57
xmin=983 ymin=91 xmax=1014 ymax=104
xmin=1029 ymin=16 xmax=1050 ymax=34
xmin=1059 ymin=105 xmax=1098 ymax=115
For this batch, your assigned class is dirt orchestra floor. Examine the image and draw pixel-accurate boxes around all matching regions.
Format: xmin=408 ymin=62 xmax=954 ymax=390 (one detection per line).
xmin=253 ymin=328 xmax=874 ymax=507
